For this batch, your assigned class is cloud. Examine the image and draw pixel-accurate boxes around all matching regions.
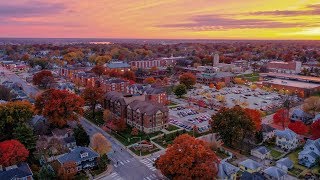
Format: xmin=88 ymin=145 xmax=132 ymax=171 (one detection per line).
xmin=249 ymin=3 xmax=320 ymax=16
xmin=0 ymin=1 xmax=67 ymax=18
xmin=159 ymin=15 xmax=308 ymax=30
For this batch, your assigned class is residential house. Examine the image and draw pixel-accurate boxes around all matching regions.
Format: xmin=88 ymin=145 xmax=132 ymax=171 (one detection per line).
xmin=126 ymin=84 xmax=168 ymax=104
xmin=0 ymin=163 xmax=33 ymax=180
xmin=263 ymin=166 xmax=287 ymax=180
xmin=298 ymin=138 xmax=320 ymax=168
xmin=290 ymin=109 xmax=313 ymax=124
xmin=57 ymin=82 xmax=76 ymax=93
xmin=29 ymin=115 xmax=50 ymax=135
xmin=217 ymin=160 xmax=239 ymax=180
xmin=261 ymin=124 xmax=276 ymax=142
xmin=250 ymin=146 xmax=271 ymax=160
xmin=52 ymin=128 xmax=77 ymax=149
xmin=274 ymin=128 xmax=298 ymax=151
xmin=240 ymin=172 xmax=265 ymax=180
xmin=57 ymin=147 xmax=99 ymax=173
xmin=239 ymin=159 xmax=262 ymax=173
xmin=104 ymin=61 xmax=130 ymax=72
xmin=276 ymin=157 xmax=293 ymax=172
xmin=313 ymin=114 xmax=320 ymax=123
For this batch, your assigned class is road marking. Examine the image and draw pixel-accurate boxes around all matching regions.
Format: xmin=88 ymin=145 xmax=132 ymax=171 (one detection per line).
xmin=120 ymin=161 xmax=124 ymax=165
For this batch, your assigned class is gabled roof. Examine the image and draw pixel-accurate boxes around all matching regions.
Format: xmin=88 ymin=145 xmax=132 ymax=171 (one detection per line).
xmin=263 ymin=166 xmax=286 ymax=178
xmin=128 ymin=100 xmax=168 ymax=115
xmin=57 ymin=146 xmax=99 ymax=164
xmin=261 ymin=124 xmax=275 ymax=133
xmin=275 ymin=128 xmax=297 ymax=140
xmin=240 ymin=172 xmax=265 ymax=180
xmin=252 ymin=146 xmax=270 ymax=155
xmin=105 ymin=61 xmax=130 ymax=69
xmin=217 ymin=160 xmax=239 ymax=179
xmin=0 ymin=163 xmax=33 ymax=179
xmin=276 ymin=157 xmax=293 ymax=168
xmin=239 ymin=159 xmax=262 ymax=170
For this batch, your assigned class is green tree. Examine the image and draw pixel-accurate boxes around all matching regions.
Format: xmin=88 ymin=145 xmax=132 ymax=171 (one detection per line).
xmin=73 ymin=124 xmax=90 ymax=147
xmin=98 ymin=154 xmax=110 ymax=171
xmin=38 ymin=164 xmax=56 ymax=180
xmin=173 ymin=84 xmax=187 ymax=98
xmin=211 ymin=106 xmax=255 ymax=148
xmin=13 ymin=123 xmax=37 ymax=150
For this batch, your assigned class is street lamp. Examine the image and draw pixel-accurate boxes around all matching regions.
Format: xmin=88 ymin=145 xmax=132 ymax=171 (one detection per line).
xmin=129 ymin=136 xmax=142 ymax=156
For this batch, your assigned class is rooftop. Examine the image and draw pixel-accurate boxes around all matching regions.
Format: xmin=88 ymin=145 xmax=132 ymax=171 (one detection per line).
xmin=263 ymin=78 xmax=320 ymax=89
xmin=261 ymin=73 xmax=320 ymax=84
xmin=0 ymin=163 xmax=33 ymax=179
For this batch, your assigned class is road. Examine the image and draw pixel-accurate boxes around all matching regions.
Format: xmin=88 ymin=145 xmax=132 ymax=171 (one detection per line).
xmin=0 ymin=66 xmax=163 ymax=180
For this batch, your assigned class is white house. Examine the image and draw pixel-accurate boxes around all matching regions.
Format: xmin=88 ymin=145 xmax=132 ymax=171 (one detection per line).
xmin=298 ymin=138 xmax=320 ymax=168
xmin=275 ymin=128 xmax=299 ymax=151
xmin=217 ymin=160 xmax=239 ymax=180
xmin=276 ymin=157 xmax=294 ymax=172
xmin=250 ymin=146 xmax=271 ymax=160
xmin=261 ymin=124 xmax=276 ymax=142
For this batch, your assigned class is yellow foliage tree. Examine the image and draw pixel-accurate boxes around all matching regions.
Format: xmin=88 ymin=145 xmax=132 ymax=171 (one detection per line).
xmin=90 ymin=133 xmax=112 ymax=155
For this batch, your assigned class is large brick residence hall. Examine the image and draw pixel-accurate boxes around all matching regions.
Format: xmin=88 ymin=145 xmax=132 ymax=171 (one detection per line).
xmin=104 ymin=92 xmax=169 ymax=134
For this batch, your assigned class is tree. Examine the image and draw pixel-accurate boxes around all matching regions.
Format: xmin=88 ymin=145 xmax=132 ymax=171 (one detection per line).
xmin=179 ymin=73 xmax=196 ymax=89
xmin=273 ymin=109 xmax=290 ymax=129
xmin=113 ymin=118 xmax=127 ymax=132
xmin=0 ymin=140 xmax=29 ymax=166
xmin=143 ymin=77 xmax=156 ymax=84
xmin=216 ymin=82 xmax=226 ymax=90
xmin=35 ymin=89 xmax=84 ymax=127
xmin=302 ymin=96 xmax=320 ymax=116
xmin=131 ymin=127 xmax=139 ymax=136
xmin=244 ymin=108 xmax=262 ymax=131
xmin=13 ymin=123 xmax=37 ymax=150
xmin=73 ymin=125 xmax=90 ymax=147
xmin=0 ymin=85 xmax=14 ymax=101
xmin=233 ymin=77 xmax=245 ymax=85
xmin=90 ymin=133 xmax=112 ymax=155
xmin=0 ymin=101 xmax=34 ymax=139
xmin=211 ymin=106 xmax=255 ymax=147
xmin=311 ymin=120 xmax=320 ymax=139
xmin=103 ymin=109 xmax=112 ymax=123
xmin=250 ymin=84 xmax=258 ymax=90
xmin=57 ymin=161 xmax=77 ymax=180
xmin=122 ymin=71 xmax=136 ymax=81
xmin=33 ymin=70 xmax=55 ymax=89
xmin=97 ymin=154 xmax=110 ymax=171
xmin=288 ymin=121 xmax=309 ymax=135
xmin=38 ymin=164 xmax=56 ymax=180
xmin=155 ymin=134 xmax=219 ymax=180
xmin=82 ymin=86 xmax=104 ymax=119
xmin=91 ymin=65 xmax=105 ymax=77
xmin=173 ymin=84 xmax=187 ymax=98
xmin=209 ymin=83 xmax=215 ymax=89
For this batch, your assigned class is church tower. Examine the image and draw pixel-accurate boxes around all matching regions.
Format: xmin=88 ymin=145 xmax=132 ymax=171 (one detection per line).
xmin=213 ymin=53 xmax=219 ymax=65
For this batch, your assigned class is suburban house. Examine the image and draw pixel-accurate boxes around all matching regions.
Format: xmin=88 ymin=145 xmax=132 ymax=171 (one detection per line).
xmin=239 ymin=159 xmax=262 ymax=173
xmin=57 ymin=147 xmax=99 ymax=173
xmin=104 ymin=91 xmax=169 ymax=133
xmin=217 ymin=160 xmax=239 ymax=180
xmin=263 ymin=166 xmax=287 ymax=180
xmin=290 ymin=108 xmax=313 ymax=124
xmin=250 ymin=146 xmax=271 ymax=160
xmin=52 ymin=128 xmax=77 ymax=149
xmin=298 ymin=138 xmax=320 ymax=168
xmin=274 ymin=128 xmax=299 ymax=151
xmin=0 ymin=163 xmax=33 ymax=180
xmin=261 ymin=124 xmax=276 ymax=142
xmin=240 ymin=172 xmax=265 ymax=180
xmin=104 ymin=61 xmax=131 ymax=72
xmin=276 ymin=157 xmax=293 ymax=172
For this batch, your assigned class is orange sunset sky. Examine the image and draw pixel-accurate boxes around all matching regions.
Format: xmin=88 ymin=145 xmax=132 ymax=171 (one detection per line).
xmin=0 ymin=0 xmax=319 ymax=40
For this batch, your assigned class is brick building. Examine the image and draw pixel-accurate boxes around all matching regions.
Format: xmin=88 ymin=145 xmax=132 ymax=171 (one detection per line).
xmin=267 ymin=61 xmax=302 ymax=74
xmin=100 ymin=78 xmax=129 ymax=93
xmin=126 ymin=84 xmax=167 ymax=104
xmin=130 ymin=56 xmax=186 ymax=69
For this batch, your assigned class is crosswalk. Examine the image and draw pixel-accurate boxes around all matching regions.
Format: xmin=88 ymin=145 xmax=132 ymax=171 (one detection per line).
xmin=143 ymin=173 xmax=159 ymax=180
xmin=109 ymin=157 xmax=133 ymax=168
xmin=107 ymin=172 xmax=122 ymax=180
xmin=140 ymin=158 xmax=157 ymax=171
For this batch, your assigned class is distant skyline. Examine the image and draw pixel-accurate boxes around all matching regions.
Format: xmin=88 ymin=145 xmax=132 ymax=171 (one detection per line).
xmin=0 ymin=0 xmax=320 ymax=40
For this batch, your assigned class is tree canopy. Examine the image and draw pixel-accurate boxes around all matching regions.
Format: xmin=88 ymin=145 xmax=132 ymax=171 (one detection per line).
xmin=32 ymin=70 xmax=55 ymax=89
xmin=13 ymin=123 xmax=37 ymax=150
xmin=179 ymin=73 xmax=196 ymax=89
xmin=0 ymin=139 xmax=29 ymax=166
xmin=81 ymin=86 xmax=104 ymax=118
xmin=73 ymin=124 xmax=90 ymax=147
xmin=173 ymin=84 xmax=187 ymax=98
xmin=90 ymin=133 xmax=112 ymax=155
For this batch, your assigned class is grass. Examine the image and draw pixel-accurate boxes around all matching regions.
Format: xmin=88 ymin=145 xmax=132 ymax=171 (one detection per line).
xmin=215 ymin=149 xmax=230 ymax=160
xmin=238 ymin=73 xmax=260 ymax=82
xmin=287 ymin=148 xmax=307 ymax=177
xmin=129 ymin=146 xmax=160 ymax=156
xmin=165 ymin=124 xmax=180 ymax=132
xmin=270 ymin=149 xmax=283 ymax=159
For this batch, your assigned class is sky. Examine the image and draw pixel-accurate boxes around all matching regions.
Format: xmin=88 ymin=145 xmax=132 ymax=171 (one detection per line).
xmin=0 ymin=0 xmax=319 ymax=40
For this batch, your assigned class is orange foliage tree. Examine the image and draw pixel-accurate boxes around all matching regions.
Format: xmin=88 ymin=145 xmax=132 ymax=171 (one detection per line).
xmin=143 ymin=77 xmax=156 ymax=84
xmin=179 ymin=73 xmax=196 ymax=89
xmin=35 ymin=89 xmax=85 ymax=127
xmin=91 ymin=65 xmax=105 ymax=77
xmin=0 ymin=140 xmax=29 ymax=166
xmin=58 ymin=161 xmax=77 ymax=180
xmin=216 ymin=82 xmax=226 ymax=90
xmin=131 ymin=127 xmax=139 ymax=136
xmin=122 ymin=71 xmax=136 ymax=81
xmin=245 ymin=108 xmax=262 ymax=131
xmin=90 ymin=133 xmax=112 ymax=155
xmin=288 ymin=121 xmax=309 ymax=135
xmin=233 ymin=77 xmax=245 ymax=85
xmin=273 ymin=109 xmax=289 ymax=129
xmin=32 ymin=70 xmax=55 ymax=89
xmin=155 ymin=134 xmax=219 ymax=180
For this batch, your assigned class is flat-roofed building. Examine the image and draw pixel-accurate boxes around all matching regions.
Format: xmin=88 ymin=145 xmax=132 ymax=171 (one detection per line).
xmin=267 ymin=61 xmax=302 ymax=74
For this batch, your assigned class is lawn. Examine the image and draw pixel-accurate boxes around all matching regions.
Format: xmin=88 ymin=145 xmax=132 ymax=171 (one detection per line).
xmin=129 ymin=147 xmax=160 ymax=156
xmin=165 ymin=124 xmax=180 ymax=132
xmin=215 ymin=149 xmax=230 ymax=160
xmin=238 ymin=73 xmax=260 ymax=82
xmin=270 ymin=149 xmax=282 ymax=159
xmin=287 ymin=148 xmax=307 ymax=177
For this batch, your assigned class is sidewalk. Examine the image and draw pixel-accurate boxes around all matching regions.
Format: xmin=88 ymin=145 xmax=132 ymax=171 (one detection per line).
xmin=93 ymin=165 xmax=113 ymax=180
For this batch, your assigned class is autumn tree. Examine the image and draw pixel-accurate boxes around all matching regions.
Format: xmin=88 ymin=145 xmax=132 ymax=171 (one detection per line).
xmin=73 ymin=124 xmax=90 ymax=147
xmin=302 ymin=96 xmax=320 ymax=116
xmin=179 ymin=73 xmax=196 ymax=89
xmin=103 ymin=109 xmax=112 ymax=123
xmin=155 ymin=134 xmax=219 ymax=180
xmin=122 ymin=71 xmax=136 ymax=81
xmin=81 ymin=86 xmax=104 ymax=119
xmin=91 ymin=65 xmax=105 ymax=77
xmin=233 ymin=77 xmax=245 ymax=85
xmin=173 ymin=84 xmax=187 ymax=98
xmin=0 ymin=140 xmax=29 ymax=166
xmin=90 ymin=133 xmax=112 ymax=155
xmin=288 ymin=121 xmax=309 ymax=135
xmin=250 ymin=84 xmax=258 ymax=90
xmin=244 ymin=108 xmax=262 ymax=131
xmin=13 ymin=123 xmax=37 ymax=150
xmin=131 ymin=127 xmax=139 ymax=136
xmin=216 ymin=82 xmax=226 ymax=90
xmin=35 ymin=89 xmax=84 ymax=127
xmin=57 ymin=161 xmax=77 ymax=180
xmin=0 ymin=101 xmax=34 ymax=139
xmin=0 ymin=85 xmax=14 ymax=101
xmin=32 ymin=70 xmax=55 ymax=89
xmin=311 ymin=120 xmax=320 ymax=139
xmin=273 ymin=109 xmax=290 ymax=129
xmin=143 ymin=77 xmax=156 ymax=84
xmin=211 ymin=106 xmax=255 ymax=147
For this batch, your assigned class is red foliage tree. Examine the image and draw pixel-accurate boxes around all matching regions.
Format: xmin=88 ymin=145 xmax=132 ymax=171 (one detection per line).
xmin=288 ymin=121 xmax=309 ymax=135
xmin=179 ymin=73 xmax=196 ymax=89
xmin=35 ymin=89 xmax=84 ymax=127
xmin=311 ymin=120 xmax=320 ymax=139
xmin=143 ymin=77 xmax=156 ymax=84
xmin=0 ymin=140 xmax=29 ymax=166
xmin=155 ymin=134 xmax=219 ymax=180
xmin=245 ymin=108 xmax=262 ymax=131
xmin=108 ymin=69 xmax=122 ymax=77
xmin=91 ymin=65 xmax=105 ymax=77
xmin=82 ymin=86 xmax=104 ymax=118
xmin=32 ymin=70 xmax=55 ymax=89
xmin=273 ymin=109 xmax=289 ymax=129
xmin=122 ymin=71 xmax=136 ymax=81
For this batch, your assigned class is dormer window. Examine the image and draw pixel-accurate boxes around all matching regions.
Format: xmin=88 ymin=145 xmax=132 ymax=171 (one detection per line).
xmin=80 ymin=152 xmax=88 ymax=158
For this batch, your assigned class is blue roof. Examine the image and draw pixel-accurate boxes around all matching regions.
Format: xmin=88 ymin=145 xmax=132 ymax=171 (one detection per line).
xmin=105 ymin=61 xmax=130 ymax=69
xmin=275 ymin=128 xmax=297 ymax=140
xmin=263 ymin=166 xmax=286 ymax=178
xmin=276 ymin=157 xmax=293 ymax=168
xmin=0 ymin=163 xmax=33 ymax=179
xmin=252 ymin=146 xmax=270 ymax=155
xmin=57 ymin=146 xmax=99 ymax=164
xmin=239 ymin=159 xmax=262 ymax=170
xmin=217 ymin=160 xmax=239 ymax=179
xmin=241 ymin=172 xmax=265 ymax=180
